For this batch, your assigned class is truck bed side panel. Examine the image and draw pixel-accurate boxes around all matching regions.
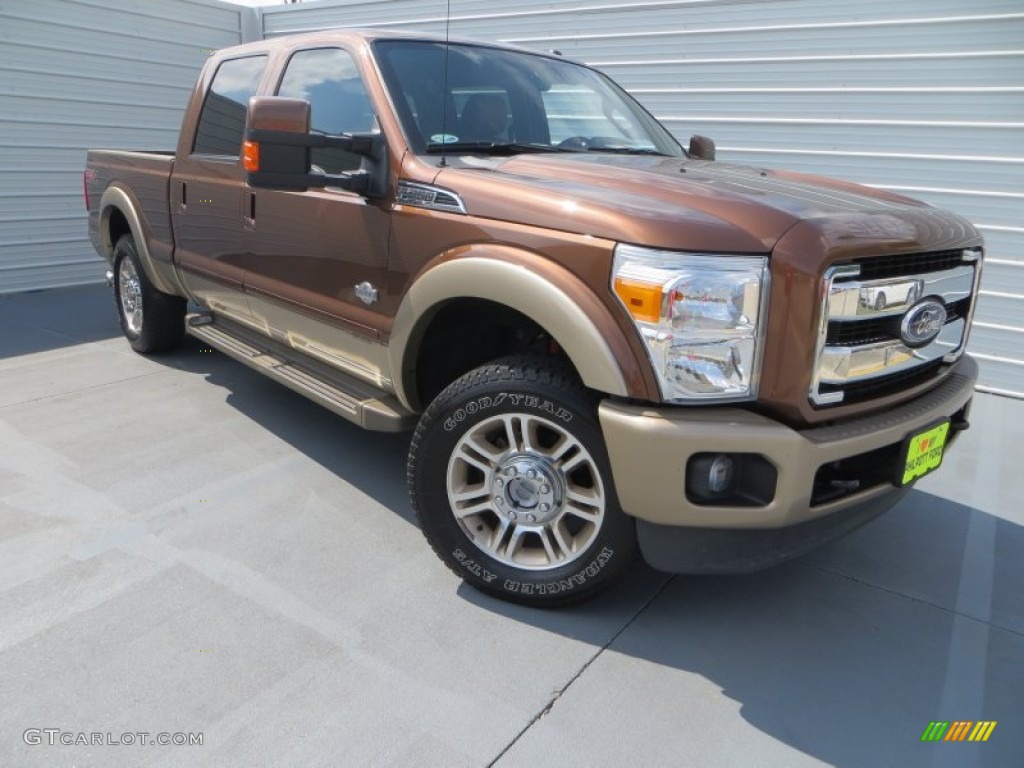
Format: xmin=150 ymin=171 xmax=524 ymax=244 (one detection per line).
xmin=86 ymin=150 xmax=175 ymax=269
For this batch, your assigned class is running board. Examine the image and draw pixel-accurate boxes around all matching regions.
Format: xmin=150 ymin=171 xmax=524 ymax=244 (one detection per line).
xmin=185 ymin=314 xmax=416 ymax=432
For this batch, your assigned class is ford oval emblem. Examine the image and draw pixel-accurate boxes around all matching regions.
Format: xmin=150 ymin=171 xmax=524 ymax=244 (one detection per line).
xmin=900 ymin=299 xmax=947 ymax=348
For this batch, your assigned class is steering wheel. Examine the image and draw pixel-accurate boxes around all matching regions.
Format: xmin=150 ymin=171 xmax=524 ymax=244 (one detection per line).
xmin=557 ymin=136 xmax=590 ymax=150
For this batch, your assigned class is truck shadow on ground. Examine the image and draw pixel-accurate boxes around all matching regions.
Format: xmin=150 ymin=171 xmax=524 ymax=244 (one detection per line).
xmin=464 ymin=493 xmax=1024 ymax=767
xmin=157 ymin=330 xmax=1022 ymax=768
xmin=0 ymin=284 xmax=121 ymax=359
xmin=167 ymin=333 xmax=417 ymax=525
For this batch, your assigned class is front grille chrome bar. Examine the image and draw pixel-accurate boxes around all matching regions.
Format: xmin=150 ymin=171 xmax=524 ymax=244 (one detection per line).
xmin=810 ymin=250 xmax=982 ymax=407
xmin=826 ymin=265 xmax=976 ymax=321
xmin=818 ymin=318 xmax=965 ymax=385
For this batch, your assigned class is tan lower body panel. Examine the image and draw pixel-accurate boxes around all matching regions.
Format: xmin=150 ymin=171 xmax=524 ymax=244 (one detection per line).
xmin=245 ymin=292 xmax=393 ymax=392
xmin=186 ymin=315 xmax=415 ymax=433
xmin=180 ymin=272 xmax=253 ymax=324
xmin=599 ymin=356 xmax=978 ymax=528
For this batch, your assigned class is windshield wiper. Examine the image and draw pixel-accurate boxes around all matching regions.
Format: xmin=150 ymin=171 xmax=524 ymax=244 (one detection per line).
xmin=580 ymin=146 xmax=666 ymax=156
xmin=424 ymin=141 xmax=568 ymax=155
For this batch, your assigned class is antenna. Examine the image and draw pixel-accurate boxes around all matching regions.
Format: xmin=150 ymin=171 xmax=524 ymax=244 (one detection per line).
xmin=439 ymin=0 xmax=451 ymax=167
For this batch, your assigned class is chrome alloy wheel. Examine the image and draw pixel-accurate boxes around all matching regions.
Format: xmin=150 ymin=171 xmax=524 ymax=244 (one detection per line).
xmin=446 ymin=413 xmax=606 ymax=570
xmin=118 ymin=256 xmax=144 ymax=335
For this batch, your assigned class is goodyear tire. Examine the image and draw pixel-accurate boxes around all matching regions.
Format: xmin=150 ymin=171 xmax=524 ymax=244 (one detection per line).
xmin=408 ymin=356 xmax=637 ymax=607
xmin=113 ymin=234 xmax=186 ymax=353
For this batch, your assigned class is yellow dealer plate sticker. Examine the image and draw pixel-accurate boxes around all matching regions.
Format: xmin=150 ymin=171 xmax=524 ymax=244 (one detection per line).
xmin=900 ymin=421 xmax=950 ymax=486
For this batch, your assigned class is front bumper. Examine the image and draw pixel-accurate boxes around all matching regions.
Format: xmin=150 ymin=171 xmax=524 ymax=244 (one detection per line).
xmin=599 ymin=356 xmax=978 ymax=570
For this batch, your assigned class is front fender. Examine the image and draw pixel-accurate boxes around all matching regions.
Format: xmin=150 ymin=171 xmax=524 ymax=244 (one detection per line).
xmin=389 ymin=247 xmax=647 ymax=410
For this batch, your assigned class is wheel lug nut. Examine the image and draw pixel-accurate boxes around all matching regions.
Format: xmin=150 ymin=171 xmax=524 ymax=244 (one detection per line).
xmin=509 ymin=511 xmax=517 ymax=520
xmin=495 ymin=478 xmax=504 ymax=488
xmin=540 ymin=484 xmax=550 ymax=494
xmin=527 ymin=469 xmax=537 ymax=479
xmin=495 ymin=497 xmax=503 ymax=506
xmin=540 ymin=503 xmax=550 ymax=513
xmin=504 ymin=467 xmax=515 ymax=477
xmin=527 ymin=514 xmax=536 ymax=522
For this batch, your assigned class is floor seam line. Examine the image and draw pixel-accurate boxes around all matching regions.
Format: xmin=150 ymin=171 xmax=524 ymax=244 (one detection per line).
xmin=0 ymin=369 xmax=168 ymax=410
xmin=486 ymin=574 xmax=675 ymax=767
xmin=800 ymin=563 xmax=1022 ymax=638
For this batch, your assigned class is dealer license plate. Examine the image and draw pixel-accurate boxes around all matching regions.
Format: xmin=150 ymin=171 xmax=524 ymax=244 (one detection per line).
xmin=899 ymin=421 xmax=950 ymax=486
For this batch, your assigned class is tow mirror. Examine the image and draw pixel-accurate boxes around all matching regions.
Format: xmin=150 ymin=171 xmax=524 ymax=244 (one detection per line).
xmin=688 ymin=134 xmax=716 ymax=161
xmin=243 ymin=96 xmax=386 ymax=196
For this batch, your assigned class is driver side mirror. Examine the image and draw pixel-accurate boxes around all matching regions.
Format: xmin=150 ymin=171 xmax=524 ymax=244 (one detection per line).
xmin=688 ymin=134 xmax=716 ymax=161
xmin=243 ymin=96 xmax=387 ymax=196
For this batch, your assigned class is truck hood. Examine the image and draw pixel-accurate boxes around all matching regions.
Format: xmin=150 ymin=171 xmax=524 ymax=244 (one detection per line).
xmin=434 ymin=153 xmax=946 ymax=254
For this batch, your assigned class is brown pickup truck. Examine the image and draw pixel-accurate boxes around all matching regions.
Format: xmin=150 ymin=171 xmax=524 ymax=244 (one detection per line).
xmin=86 ymin=29 xmax=982 ymax=606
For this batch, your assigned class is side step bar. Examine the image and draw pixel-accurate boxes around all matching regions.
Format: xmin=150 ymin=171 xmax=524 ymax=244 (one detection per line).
xmin=185 ymin=314 xmax=416 ymax=432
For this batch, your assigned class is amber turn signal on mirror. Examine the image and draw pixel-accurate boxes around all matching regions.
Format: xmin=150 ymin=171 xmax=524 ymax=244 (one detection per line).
xmin=242 ymin=140 xmax=260 ymax=172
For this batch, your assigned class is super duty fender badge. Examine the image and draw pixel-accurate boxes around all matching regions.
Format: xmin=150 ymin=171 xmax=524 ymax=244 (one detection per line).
xmin=443 ymin=394 xmax=573 ymax=431
xmin=354 ymin=281 xmax=378 ymax=305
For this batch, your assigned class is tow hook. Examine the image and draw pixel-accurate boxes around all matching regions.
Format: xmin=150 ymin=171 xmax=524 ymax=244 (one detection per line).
xmin=950 ymin=401 xmax=972 ymax=433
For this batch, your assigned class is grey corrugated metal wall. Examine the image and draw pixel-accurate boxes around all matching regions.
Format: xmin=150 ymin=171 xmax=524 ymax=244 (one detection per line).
xmin=1 ymin=0 xmax=1018 ymax=396
xmin=0 ymin=0 xmax=256 ymax=293
xmin=263 ymin=0 xmax=1024 ymax=397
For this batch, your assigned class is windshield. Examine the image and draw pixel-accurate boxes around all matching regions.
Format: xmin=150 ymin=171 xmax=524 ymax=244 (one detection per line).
xmin=373 ymin=40 xmax=683 ymax=157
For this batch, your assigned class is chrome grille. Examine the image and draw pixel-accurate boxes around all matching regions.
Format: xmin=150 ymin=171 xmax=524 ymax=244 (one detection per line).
xmin=852 ymin=249 xmax=967 ymax=281
xmin=824 ymin=297 xmax=971 ymax=346
xmin=810 ymin=248 xmax=983 ymax=407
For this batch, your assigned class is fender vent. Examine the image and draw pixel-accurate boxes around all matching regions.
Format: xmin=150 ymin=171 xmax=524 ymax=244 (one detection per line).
xmin=396 ymin=180 xmax=466 ymax=214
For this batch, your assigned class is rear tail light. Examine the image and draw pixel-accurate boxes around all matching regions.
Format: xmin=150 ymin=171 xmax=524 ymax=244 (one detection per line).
xmin=83 ymin=169 xmax=94 ymax=210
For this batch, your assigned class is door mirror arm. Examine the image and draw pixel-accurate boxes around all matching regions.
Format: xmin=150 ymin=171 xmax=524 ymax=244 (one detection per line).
xmin=244 ymin=97 xmax=388 ymax=197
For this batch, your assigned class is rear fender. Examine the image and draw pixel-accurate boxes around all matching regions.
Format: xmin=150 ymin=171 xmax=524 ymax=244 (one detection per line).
xmin=99 ymin=185 xmax=185 ymax=296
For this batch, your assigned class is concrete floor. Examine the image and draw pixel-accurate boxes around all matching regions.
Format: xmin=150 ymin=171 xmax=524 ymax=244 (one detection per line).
xmin=1 ymin=284 xmax=1021 ymax=768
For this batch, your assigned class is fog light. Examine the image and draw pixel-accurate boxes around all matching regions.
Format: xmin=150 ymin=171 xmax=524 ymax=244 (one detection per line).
xmin=707 ymin=454 xmax=734 ymax=493
xmin=686 ymin=452 xmax=778 ymax=507
xmin=686 ymin=453 xmax=737 ymax=500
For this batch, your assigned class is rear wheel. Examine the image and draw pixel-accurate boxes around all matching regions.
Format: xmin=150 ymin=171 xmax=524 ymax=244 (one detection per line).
xmin=874 ymin=291 xmax=887 ymax=311
xmin=408 ymin=356 xmax=637 ymax=606
xmin=113 ymin=234 xmax=185 ymax=353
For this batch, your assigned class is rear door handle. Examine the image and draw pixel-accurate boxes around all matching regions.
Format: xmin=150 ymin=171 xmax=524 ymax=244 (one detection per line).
xmin=244 ymin=190 xmax=256 ymax=228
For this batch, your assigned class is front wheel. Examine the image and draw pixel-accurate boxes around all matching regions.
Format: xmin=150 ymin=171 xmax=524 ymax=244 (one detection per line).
xmin=408 ymin=356 xmax=637 ymax=607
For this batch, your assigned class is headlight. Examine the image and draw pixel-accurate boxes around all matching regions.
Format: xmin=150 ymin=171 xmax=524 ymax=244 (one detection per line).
xmin=612 ymin=244 xmax=769 ymax=402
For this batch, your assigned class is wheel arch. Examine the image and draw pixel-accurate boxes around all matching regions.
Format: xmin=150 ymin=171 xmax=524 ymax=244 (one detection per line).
xmin=389 ymin=248 xmax=647 ymax=411
xmin=99 ymin=185 xmax=184 ymax=296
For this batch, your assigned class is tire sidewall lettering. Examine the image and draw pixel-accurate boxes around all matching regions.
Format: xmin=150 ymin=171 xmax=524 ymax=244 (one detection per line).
xmin=498 ymin=546 xmax=615 ymax=596
xmin=452 ymin=548 xmax=499 ymax=583
xmin=443 ymin=392 xmax=573 ymax=432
